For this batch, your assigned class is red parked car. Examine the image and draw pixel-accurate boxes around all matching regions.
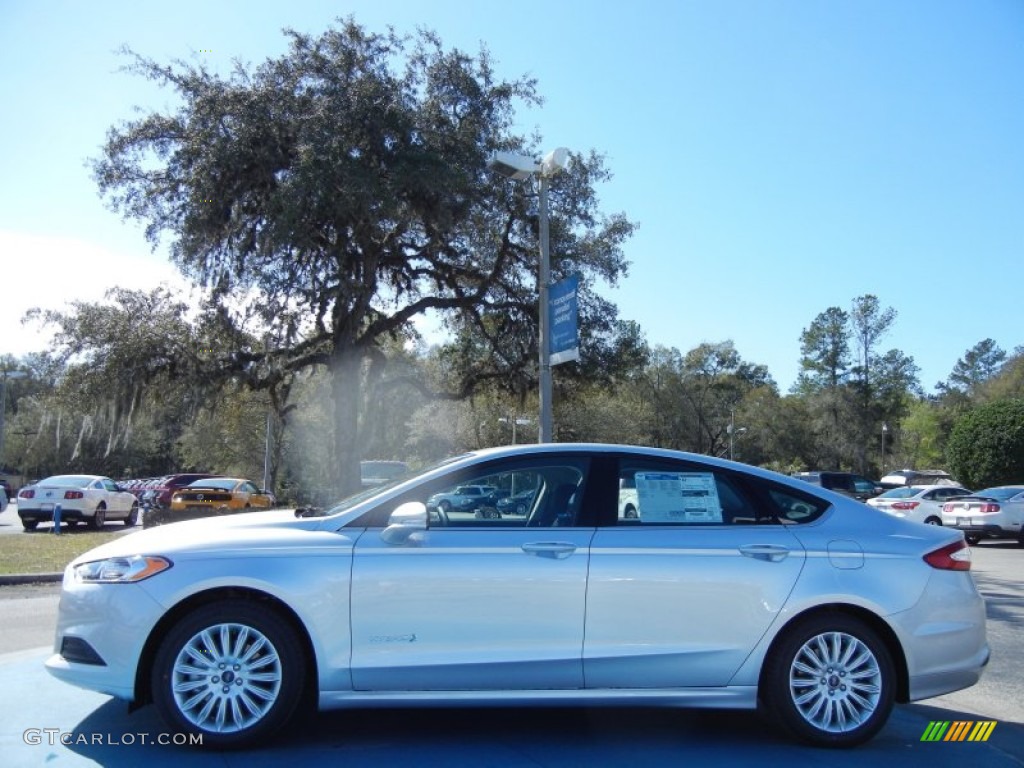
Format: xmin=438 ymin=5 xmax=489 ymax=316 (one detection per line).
xmin=142 ymin=473 xmax=222 ymax=508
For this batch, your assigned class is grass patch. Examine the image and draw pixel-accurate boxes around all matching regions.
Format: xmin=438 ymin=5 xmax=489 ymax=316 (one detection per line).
xmin=0 ymin=528 xmax=125 ymax=575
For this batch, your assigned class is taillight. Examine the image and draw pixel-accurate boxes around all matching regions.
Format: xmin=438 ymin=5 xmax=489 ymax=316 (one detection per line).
xmin=980 ymin=503 xmax=1000 ymax=514
xmin=19 ymin=489 xmax=34 ymax=499
xmin=64 ymin=491 xmax=84 ymax=500
xmin=891 ymin=501 xmax=920 ymax=510
xmin=923 ymin=540 xmax=972 ymax=571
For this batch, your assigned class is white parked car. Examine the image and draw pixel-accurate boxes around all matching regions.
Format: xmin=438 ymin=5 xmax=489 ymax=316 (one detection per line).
xmin=866 ymin=484 xmax=971 ymax=526
xmin=46 ymin=445 xmax=988 ymax=749
xmin=17 ymin=474 xmax=139 ymax=530
xmin=942 ymin=485 xmax=1024 ymax=545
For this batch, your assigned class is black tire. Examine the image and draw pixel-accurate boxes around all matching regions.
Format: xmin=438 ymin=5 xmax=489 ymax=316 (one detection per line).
xmin=965 ymin=534 xmax=981 ymax=546
xmin=151 ymin=600 xmax=306 ymax=749
xmin=923 ymin=517 xmax=941 ymax=526
xmin=624 ymin=504 xmax=638 ymax=519
xmin=124 ymin=502 xmax=139 ymax=527
xmin=22 ymin=520 xmax=38 ymax=532
xmin=762 ymin=613 xmax=895 ymax=748
xmin=90 ymin=505 xmax=106 ymax=530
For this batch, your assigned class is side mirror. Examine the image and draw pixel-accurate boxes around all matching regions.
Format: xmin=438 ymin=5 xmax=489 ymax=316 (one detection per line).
xmin=381 ymin=501 xmax=428 ymax=545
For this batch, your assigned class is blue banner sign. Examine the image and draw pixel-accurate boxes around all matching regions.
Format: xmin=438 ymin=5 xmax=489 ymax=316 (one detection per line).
xmin=549 ymin=274 xmax=580 ymax=365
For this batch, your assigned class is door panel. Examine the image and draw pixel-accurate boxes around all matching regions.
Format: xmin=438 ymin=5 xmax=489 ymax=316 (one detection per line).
xmin=585 ymin=525 xmax=804 ymax=688
xmin=583 ymin=459 xmax=808 ymax=688
xmin=351 ymin=528 xmax=594 ymax=690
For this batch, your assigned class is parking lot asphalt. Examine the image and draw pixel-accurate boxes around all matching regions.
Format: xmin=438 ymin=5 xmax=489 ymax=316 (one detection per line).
xmin=1 ymin=543 xmax=1023 ymax=766
xmin=1 ymin=644 xmax=1022 ymax=768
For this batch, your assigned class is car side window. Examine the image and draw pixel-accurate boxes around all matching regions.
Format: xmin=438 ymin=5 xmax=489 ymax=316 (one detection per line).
xmin=853 ymin=478 xmax=876 ymax=494
xmin=405 ymin=459 xmax=589 ymax=528
xmin=617 ymin=458 xmax=828 ymax=526
xmin=617 ymin=461 xmax=758 ymax=526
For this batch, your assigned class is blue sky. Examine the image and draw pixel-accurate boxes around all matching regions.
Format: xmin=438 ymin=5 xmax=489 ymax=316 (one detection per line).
xmin=2 ymin=0 xmax=1022 ymax=393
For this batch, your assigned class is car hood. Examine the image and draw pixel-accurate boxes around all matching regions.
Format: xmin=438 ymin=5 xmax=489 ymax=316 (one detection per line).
xmin=68 ymin=509 xmax=343 ymax=565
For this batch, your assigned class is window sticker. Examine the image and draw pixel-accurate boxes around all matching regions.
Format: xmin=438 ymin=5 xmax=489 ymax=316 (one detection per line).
xmin=635 ymin=472 xmax=723 ymax=523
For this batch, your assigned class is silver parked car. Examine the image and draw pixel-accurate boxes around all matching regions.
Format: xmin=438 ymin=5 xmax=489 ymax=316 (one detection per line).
xmin=45 ymin=444 xmax=988 ymax=749
xmin=942 ymin=485 xmax=1024 ymax=545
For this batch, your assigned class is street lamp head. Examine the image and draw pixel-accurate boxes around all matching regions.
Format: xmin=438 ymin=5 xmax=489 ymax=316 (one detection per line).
xmin=487 ymin=151 xmax=540 ymax=181
xmin=541 ymin=147 xmax=570 ymax=175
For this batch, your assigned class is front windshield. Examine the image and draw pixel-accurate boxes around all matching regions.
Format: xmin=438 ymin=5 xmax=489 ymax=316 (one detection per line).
xmin=311 ymin=453 xmax=472 ymax=517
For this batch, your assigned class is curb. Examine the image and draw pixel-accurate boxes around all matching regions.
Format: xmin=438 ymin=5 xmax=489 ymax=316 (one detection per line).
xmin=0 ymin=572 xmax=63 ymax=586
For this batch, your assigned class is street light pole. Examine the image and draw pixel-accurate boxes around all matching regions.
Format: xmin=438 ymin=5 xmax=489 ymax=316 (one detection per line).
xmin=538 ymin=173 xmax=553 ymax=443
xmin=727 ymin=409 xmax=747 ymax=461
xmin=487 ymin=148 xmax=569 ymax=444
xmin=881 ymin=422 xmax=888 ymax=473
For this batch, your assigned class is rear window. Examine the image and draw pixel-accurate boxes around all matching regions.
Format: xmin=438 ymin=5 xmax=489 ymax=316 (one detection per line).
xmin=976 ymin=487 xmax=1024 ymax=502
xmin=879 ymin=487 xmax=918 ymax=499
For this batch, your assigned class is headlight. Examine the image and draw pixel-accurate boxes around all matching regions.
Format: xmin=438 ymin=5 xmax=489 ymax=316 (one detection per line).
xmin=73 ymin=555 xmax=171 ymax=583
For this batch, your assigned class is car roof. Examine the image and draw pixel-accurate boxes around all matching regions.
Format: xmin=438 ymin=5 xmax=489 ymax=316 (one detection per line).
xmin=455 ymin=443 xmax=826 ymax=495
xmin=40 ymin=474 xmax=105 ymax=483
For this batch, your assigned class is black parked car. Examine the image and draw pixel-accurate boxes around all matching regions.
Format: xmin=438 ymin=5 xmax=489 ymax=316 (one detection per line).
xmin=791 ymin=471 xmax=883 ymax=502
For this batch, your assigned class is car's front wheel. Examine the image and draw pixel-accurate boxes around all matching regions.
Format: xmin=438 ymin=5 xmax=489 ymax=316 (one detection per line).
xmin=151 ymin=600 xmax=307 ymax=749
xmin=125 ymin=502 xmax=139 ymax=527
xmin=762 ymin=613 xmax=895 ymax=747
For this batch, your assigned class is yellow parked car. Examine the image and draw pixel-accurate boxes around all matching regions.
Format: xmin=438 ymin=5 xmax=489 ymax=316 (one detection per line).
xmin=145 ymin=478 xmax=275 ymax=527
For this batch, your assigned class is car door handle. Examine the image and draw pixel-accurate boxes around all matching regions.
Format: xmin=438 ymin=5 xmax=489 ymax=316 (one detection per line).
xmin=522 ymin=542 xmax=578 ymax=559
xmin=739 ymin=544 xmax=791 ymax=562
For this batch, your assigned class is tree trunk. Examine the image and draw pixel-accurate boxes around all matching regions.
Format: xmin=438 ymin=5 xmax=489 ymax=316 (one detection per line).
xmin=330 ymin=346 xmax=365 ymax=497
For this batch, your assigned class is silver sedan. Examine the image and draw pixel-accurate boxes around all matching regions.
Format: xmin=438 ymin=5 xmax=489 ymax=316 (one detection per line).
xmin=44 ymin=444 xmax=988 ymax=749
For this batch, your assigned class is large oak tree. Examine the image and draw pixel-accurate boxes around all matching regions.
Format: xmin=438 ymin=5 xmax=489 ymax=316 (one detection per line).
xmin=94 ymin=20 xmax=633 ymax=493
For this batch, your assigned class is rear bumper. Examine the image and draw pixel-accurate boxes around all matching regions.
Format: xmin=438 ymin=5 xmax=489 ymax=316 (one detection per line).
xmin=18 ymin=507 xmax=91 ymax=523
xmin=952 ymin=523 xmax=1012 ymax=537
xmin=908 ymin=643 xmax=990 ymax=701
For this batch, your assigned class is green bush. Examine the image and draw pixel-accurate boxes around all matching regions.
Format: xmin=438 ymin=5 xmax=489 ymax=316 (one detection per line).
xmin=946 ymin=398 xmax=1024 ymax=489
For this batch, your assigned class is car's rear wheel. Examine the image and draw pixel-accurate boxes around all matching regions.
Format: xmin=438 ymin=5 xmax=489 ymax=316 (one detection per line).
xmin=965 ymin=534 xmax=981 ymax=545
xmin=22 ymin=520 xmax=37 ymax=531
xmin=763 ymin=613 xmax=895 ymax=747
xmin=924 ymin=517 xmax=941 ymax=526
xmin=151 ymin=600 xmax=306 ymax=749
xmin=90 ymin=505 xmax=106 ymax=530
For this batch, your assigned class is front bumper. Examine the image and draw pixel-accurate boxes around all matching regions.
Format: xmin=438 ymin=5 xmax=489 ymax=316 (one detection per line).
xmin=44 ymin=569 xmax=168 ymax=702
